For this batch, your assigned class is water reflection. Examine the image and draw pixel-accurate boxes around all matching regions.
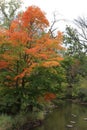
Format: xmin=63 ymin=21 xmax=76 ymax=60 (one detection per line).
xmin=32 ymin=101 xmax=87 ymax=130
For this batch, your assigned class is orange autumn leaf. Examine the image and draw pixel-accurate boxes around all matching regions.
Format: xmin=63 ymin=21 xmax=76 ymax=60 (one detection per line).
xmin=25 ymin=46 xmax=40 ymax=54
xmin=52 ymin=57 xmax=64 ymax=61
xmin=21 ymin=6 xmax=49 ymax=28
xmin=10 ymin=20 xmax=19 ymax=30
xmin=35 ymin=53 xmax=48 ymax=60
xmin=14 ymin=63 xmax=38 ymax=80
xmin=42 ymin=61 xmax=60 ymax=67
xmin=8 ymin=31 xmax=29 ymax=45
xmin=44 ymin=93 xmax=56 ymax=101
xmin=0 ymin=61 xmax=9 ymax=69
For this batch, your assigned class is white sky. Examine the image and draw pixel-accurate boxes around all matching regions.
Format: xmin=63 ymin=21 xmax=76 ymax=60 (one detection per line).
xmin=22 ymin=0 xmax=87 ymax=31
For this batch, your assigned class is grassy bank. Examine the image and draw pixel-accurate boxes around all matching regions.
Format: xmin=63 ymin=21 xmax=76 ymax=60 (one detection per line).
xmin=0 ymin=111 xmax=45 ymax=130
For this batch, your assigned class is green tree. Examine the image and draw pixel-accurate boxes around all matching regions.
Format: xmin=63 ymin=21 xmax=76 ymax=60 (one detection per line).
xmin=64 ymin=26 xmax=83 ymax=57
xmin=63 ymin=26 xmax=87 ymax=77
xmin=62 ymin=26 xmax=87 ymax=98
xmin=0 ymin=0 xmax=22 ymax=28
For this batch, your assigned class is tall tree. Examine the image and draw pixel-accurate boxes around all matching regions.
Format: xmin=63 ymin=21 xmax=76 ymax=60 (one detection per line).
xmin=0 ymin=0 xmax=22 ymax=28
xmin=0 ymin=6 xmax=64 ymax=111
xmin=74 ymin=16 xmax=87 ymax=54
xmin=63 ymin=26 xmax=84 ymax=57
xmin=62 ymin=25 xmax=87 ymax=98
xmin=63 ymin=26 xmax=87 ymax=77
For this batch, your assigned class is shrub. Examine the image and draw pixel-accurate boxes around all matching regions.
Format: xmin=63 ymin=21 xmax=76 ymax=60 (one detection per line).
xmin=78 ymin=88 xmax=87 ymax=101
xmin=0 ymin=88 xmax=22 ymax=115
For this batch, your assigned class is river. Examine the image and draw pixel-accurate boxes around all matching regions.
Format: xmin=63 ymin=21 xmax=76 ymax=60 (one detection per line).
xmin=32 ymin=101 xmax=87 ymax=130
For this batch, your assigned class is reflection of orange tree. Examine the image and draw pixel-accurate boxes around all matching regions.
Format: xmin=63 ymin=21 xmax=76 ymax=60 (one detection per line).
xmin=0 ymin=6 xmax=64 ymax=109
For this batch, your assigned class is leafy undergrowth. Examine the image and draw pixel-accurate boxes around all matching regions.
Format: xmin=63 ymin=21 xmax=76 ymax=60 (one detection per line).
xmin=0 ymin=111 xmax=45 ymax=130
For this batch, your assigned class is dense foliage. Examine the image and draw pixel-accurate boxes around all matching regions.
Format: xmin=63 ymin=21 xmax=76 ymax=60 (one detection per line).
xmin=0 ymin=0 xmax=87 ymax=122
xmin=0 ymin=3 xmax=64 ymax=114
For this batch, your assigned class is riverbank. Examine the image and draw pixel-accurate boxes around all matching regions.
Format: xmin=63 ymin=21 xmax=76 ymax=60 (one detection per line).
xmin=66 ymin=98 xmax=87 ymax=105
xmin=0 ymin=111 xmax=45 ymax=130
xmin=17 ymin=100 xmax=87 ymax=130
xmin=0 ymin=99 xmax=87 ymax=130
xmin=19 ymin=119 xmax=43 ymax=130
xmin=27 ymin=102 xmax=87 ymax=130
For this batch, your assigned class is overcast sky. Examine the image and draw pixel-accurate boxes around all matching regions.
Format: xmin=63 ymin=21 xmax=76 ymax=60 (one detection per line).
xmin=23 ymin=0 xmax=87 ymax=31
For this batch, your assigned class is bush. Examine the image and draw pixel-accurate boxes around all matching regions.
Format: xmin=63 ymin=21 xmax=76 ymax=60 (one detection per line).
xmin=78 ymin=88 xmax=87 ymax=102
xmin=12 ymin=113 xmax=28 ymax=130
xmin=0 ymin=88 xmax=22 ymax=115
xmin=36 ymin=111 xmax=45 ymax=120
xmin=52 ymin=99 xmax=65 ymax=106
xmin=0 ymin=112 xmax=42 ymax=130
xmin=83 ymin=97 xmax=87 ymax=102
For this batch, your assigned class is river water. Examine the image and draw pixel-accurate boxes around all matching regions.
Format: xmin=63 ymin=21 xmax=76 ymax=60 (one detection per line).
xmin=32 ymin=101 xmax=87 ymax=130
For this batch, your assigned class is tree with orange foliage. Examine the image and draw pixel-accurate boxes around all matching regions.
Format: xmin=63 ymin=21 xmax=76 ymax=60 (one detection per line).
xmin=0 ymin=5 xmax=64 ymax=112
xmin=0 ymin=6 xmax=63 ymax=87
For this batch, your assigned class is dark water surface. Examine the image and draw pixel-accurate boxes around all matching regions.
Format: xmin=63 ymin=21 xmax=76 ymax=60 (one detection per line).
xmin=32 ymin=101 xmax=87 ymax=130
